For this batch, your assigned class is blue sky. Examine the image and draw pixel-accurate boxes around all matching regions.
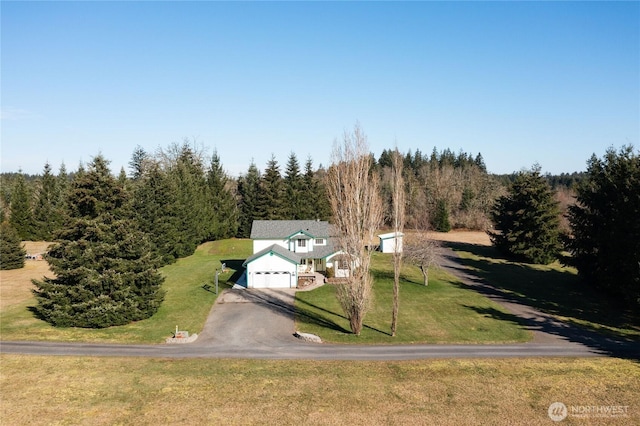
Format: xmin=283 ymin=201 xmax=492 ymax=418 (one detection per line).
xmin=2 ymin=1 xmax=638 ymax=177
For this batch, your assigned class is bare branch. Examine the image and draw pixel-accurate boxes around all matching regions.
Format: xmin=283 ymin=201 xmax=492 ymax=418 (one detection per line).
xmin=325 ymin=124 xmax=383 ymax=335
xmin=404 ymin=232 xmax=442 ymax=286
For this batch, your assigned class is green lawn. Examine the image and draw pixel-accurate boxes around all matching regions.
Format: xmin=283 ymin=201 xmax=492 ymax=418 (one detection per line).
xmin=295 ymin=252 xmax=531 ymax=344
xmin=446 ymin=242 xmax=640 ymax=342
xmin=0 ymin=239 xmax=252 ymax=343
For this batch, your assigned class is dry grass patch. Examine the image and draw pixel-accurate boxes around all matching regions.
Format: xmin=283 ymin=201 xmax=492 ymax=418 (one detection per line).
xmin=427 ymin=230 xmax=491 ymax=246
xmin=1 ymin=355 xmax=638 ymax=425
xmin=0 ymin=242 xmax=51 ymax=310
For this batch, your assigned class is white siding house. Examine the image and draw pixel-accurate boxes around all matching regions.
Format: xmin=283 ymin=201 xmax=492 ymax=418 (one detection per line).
xmin=242 ymin=220 xmax=341 ymax=288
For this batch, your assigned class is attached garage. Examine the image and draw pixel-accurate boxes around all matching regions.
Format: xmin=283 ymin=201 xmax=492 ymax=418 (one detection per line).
xmin=242 ymin=244 xmax=300 ymax=289
xmin=252 ymin=271 xmax=293 ymax=289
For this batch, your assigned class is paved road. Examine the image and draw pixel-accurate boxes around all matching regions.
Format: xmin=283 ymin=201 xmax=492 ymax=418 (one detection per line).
xmin=1 ymin=249 xmax=638 ymax=360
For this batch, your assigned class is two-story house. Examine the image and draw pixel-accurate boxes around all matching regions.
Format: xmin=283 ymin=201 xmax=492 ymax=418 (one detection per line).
xmin=242 ymin=220 xmax=346 ymax=288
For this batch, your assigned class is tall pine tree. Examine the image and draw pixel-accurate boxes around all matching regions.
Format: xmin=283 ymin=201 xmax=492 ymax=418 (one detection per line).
xmin=32 ymin=155 xmax=165 ymax=328
xmin=256 ymin=155 xmax=285 ymax=220
xmin=32 ymin=162 xmax=60 ymax=240
xmin=132 ymin=162 xmax=181 ymax=264
xmin=284 ymin=152 xmax=304 ymax=219
xmin=9 ymin=172 xmax=35 ymax=240
xmin=0 ymin=221 xmax=26 ymax=270
xmin=206 ymin=151 xmax=239 ymax=239
xmin=489 ymin=166 xmax=561 ymax=264
xmin=237 ymin=161 xmax=261 ymax=237
xmin=566 ymin=146 xmax=640 ymax=302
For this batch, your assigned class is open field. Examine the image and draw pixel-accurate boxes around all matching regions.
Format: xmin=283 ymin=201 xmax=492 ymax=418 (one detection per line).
xmin=0 ymin=242 xmax=51 ymax=309
xmin=428 ymin=230 xmax=491 ymax=246
xmin=1 ymin=354 xmax=638 ymax=425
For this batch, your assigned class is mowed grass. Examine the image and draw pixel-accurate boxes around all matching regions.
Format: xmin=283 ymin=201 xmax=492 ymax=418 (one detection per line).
xmin=0 ymin=239 xmax=252 ymax=343
xmin=447 ymin=242 xmax=640 ymax=342
xmin=1 ymin=354 xmax=638 ymax=425
xmin=295 ymin=252 xmax=530 ymax=344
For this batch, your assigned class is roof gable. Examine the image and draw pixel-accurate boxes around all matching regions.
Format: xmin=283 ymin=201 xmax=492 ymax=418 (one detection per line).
xmin=242 ymin=244 xmax=302 ymax=267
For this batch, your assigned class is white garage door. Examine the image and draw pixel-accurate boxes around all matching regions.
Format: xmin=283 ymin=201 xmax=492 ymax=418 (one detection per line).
xmin=252 ymin=271 xmax=291 ymax=288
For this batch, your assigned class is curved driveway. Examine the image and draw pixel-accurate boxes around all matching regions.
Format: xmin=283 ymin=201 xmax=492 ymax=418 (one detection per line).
xmin=1 ymin=249 xmax=637 ymax=360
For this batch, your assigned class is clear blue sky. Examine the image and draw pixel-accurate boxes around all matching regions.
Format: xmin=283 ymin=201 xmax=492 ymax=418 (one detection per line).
xmin=2 ymin=1 xmax=638 ymax=177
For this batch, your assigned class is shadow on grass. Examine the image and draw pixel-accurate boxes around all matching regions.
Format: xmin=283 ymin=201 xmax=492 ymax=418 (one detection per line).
xmin=295 ymin=288 xmax=393 ymax=337
xmin=444 ymin=241 xmax=640 ymax=360
xmin=295 ymin=296 xmax=352 ymax=334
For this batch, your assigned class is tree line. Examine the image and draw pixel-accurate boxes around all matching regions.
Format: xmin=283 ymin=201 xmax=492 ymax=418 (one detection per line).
xmin=1 ymin=142 xmax=505 ymax=251
xmin=2 ymin=136 xmax=636 ymax=329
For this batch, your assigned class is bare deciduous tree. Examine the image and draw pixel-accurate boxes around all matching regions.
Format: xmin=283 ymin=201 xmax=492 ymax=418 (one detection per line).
xmin=325 ymin=124 xmax=383 ymax=335
xmin=404 ymin=232 xmax=442 ymax=286
xmin=390 ymin=148 xmax=405 ymax=337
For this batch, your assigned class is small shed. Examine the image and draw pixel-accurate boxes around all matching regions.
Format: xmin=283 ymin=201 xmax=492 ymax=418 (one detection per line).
xmin=378 ymin=232 xmax=404 ymax=254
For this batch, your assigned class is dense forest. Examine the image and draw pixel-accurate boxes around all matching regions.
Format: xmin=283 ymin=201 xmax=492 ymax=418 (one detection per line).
xmin=0 ymin=141 xmax=581 ymax=267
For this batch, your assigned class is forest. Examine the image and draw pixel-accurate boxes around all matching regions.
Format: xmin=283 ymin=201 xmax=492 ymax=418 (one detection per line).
xmin=0 ymin=141 xmax=581 ymax=267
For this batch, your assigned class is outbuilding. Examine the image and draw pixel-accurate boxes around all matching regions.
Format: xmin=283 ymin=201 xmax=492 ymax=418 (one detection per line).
xmin=378 ymin=231 xmax=404 ymax=254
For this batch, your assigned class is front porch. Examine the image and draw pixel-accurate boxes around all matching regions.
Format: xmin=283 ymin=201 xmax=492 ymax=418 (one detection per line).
xmin=297 ymin=257 xmax=327 ymax=274
xmin=297 ymin=271 xmax=326 ymax=289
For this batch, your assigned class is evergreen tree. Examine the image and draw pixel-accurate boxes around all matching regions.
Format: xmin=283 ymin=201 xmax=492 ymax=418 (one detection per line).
xmin=237 ymin=161 xmax=261 ymax=237
xmin=32 ymin=155 xmax=165 ymax=328
xmin=432 ymin=199 xmax=451 ymax=232
xmin=301 ymin=157 xmax=330 ymax=220
xmin=256 ymin=155 xmax=285 ymax=220
xmin=206 ymin=151 xmax=239 ymax=239
xmin=9 ymin=172 xmax=35 ymax=240
xmin=167 ymin=144 xmax=213 ymax=257
xmin=566 ymin=146 xmax=640 ymax=302
xmin=132 ymin=162 xmax=181 ymax=264
xmin=489 ymin=166 xmax=561 ymax=264
xmin=32 ymin=163 xmax=60 ymax=240
xmin=284 ymin=152 xmax=304 ymax=219
xmin=129 ymin=145 xmax=148 ymax=181
xmin=0 ymin=221 xmax=26 ymax=270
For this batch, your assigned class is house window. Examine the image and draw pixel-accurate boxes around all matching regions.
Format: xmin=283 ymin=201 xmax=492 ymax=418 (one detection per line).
xmin=297 ymin=239 xmax=306 ymax=248
xmin=338 ymin=259 xmax=349 ymax=270
xmin=315 ymin=238 xmax=325 ymax=245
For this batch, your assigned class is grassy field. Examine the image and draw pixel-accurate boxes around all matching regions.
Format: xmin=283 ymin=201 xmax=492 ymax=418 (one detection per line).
xmin=0 ymin=239 xmax=252 ymax=343
xmin=1 ymin=233 xmax=638 ymax=425
xmin=1 ymin=354 xmax=638 ymax=425
xmin=295 ymin=252 xmax=530 ymax=344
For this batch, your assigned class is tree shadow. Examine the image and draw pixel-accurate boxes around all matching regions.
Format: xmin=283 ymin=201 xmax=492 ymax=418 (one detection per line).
xmin=220 ymin=259 xmax=246 ymax=285
xmin=294 ymin=296 xmax=352 ymax=334
xmin=295 ymin=288 xmax=392 ymax=337
xmin=444 ymin=241 xmax=640 ymax=360
xmin=463 ymin=305 xmax=639 ymax=361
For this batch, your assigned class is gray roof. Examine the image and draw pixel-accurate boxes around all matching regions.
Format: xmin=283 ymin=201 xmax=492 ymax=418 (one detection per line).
xmin=305 ymin=240 xmax=338 ymax=259
xmin=242 ymin=244 xmax=302 ymax=267
xmin=250 ymin=220 xmax=331 ymax=240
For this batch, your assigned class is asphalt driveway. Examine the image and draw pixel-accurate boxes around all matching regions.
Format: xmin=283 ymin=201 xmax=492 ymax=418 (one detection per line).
xmin=195 ymin=288 xmax=299 ymax=347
